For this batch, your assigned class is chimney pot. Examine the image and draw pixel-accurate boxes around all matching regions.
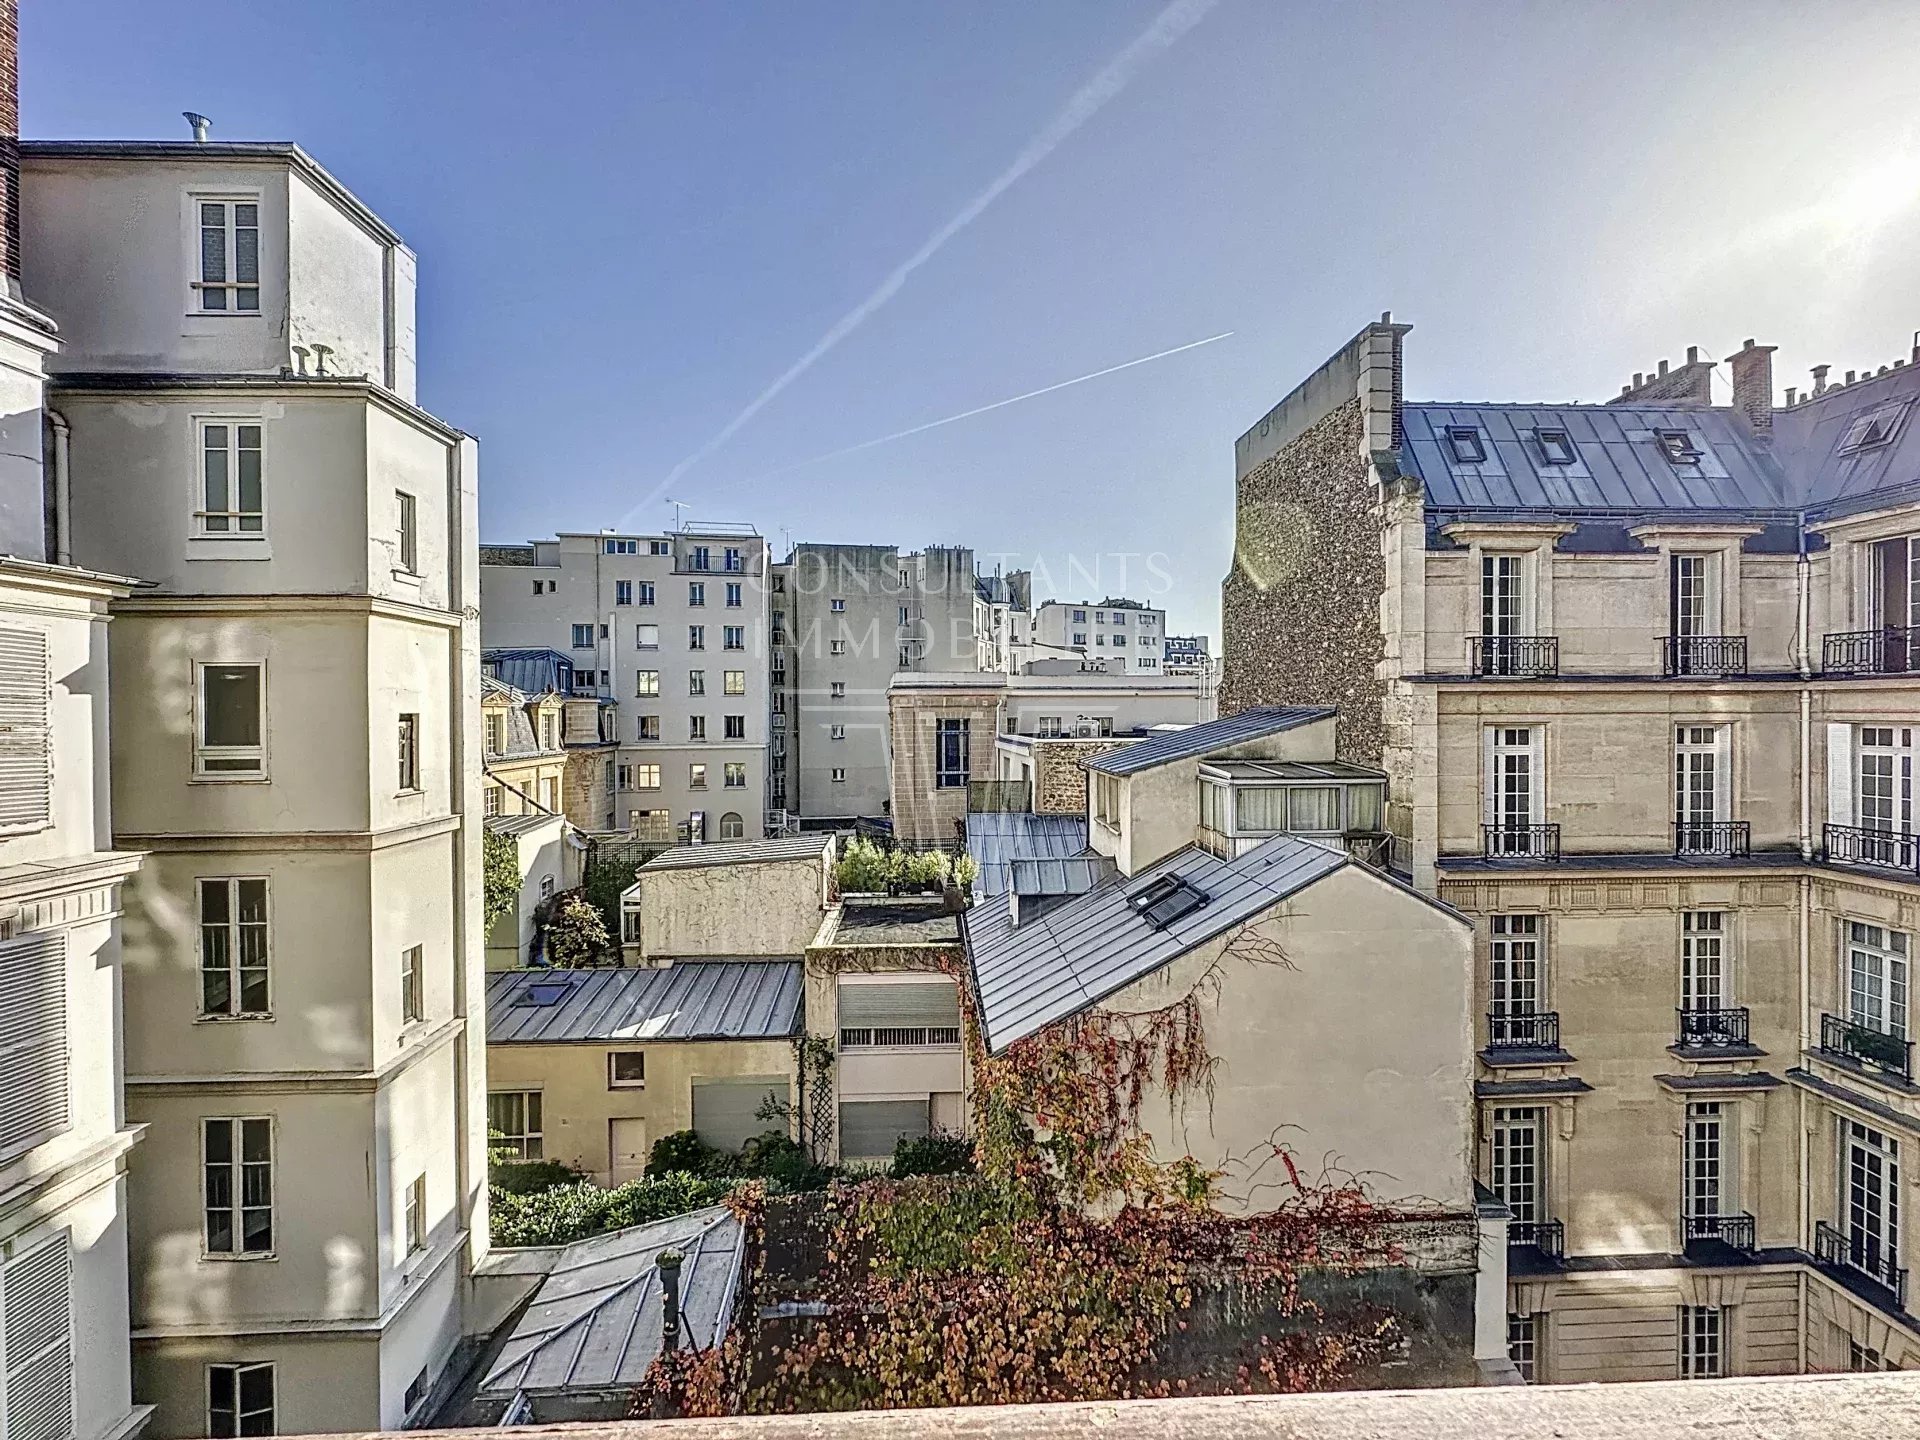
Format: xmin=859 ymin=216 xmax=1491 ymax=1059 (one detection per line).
xmin=183 ymin=111 xmax=211 ymax=143
xmin=1687 ymin=345 xmax=1700 ymax=364
xmin=1633 ymin=372 xmax=1645 ymax=388
xmin=1812 ymin=364 xmax=1831 ymax=395
xmin=1659 ymin=359 xmax=1671 ymax=376
xmin=1847 ymin=370 xmax=1858 ymax=384
xmin=1786 ymin=387 xmax=1799 ymax=406
xmin=1744 ymin=338 xmax=1756 ymax=350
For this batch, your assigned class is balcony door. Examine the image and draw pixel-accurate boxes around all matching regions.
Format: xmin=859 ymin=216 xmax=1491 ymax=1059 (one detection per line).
xmin=1480 ymin=553 xmax=1531 ymax=674
xmin=1858 ymin=726 xmax=1915 ymax=837
xmin=1844 ymin=1120 xmax=1900 ymax=1279
xmin=1488 ymin=915 xmax=1543 ymax=1046
xmin=1848 ymin=922 xmax=1910 ymax=1042
xmin=1490 ymin=1106 xmax=1543 ymax=1223
xmin=1670 ymin=553 xmax=1717 ymax=638
xmin=1869 ymin=537 xmax=1920 ymax=672
xmin=1485 ymin=726 xmax=1544 ymax=851
xmin=1673 ymin=725 xmax=1730 ymax=849
xmin=1683 ymin=1101 xmax=1729 ymax=1221
xmin=1681 ymin=911 xmax=1726 ymax=1013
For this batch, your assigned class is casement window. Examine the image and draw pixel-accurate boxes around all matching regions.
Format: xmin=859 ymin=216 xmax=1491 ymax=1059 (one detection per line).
xmin=635 ymin=669 xmax=660 ymax=697
xmin=724 ymin=715 xmax=745 ymax=740
xmin=1673 ymin=725 xmax=1730 ymax=831
xmin=1072 ymin=631 xmax=1087 ymax=645
xmin=620 ymin=900 xmax=642 ymax=944
xmin=689 ymin=763 xmax=708 ymax=789
xmin=724 ymin=547 xmax=743 ymax=573
xmin=687 ymin=669 xmax=707 ymax=697
xmin=609 ymin=1052 xmax=646 ymax=1088
xmin=1140 ymin=657 xmax=1158 ymax=669
xmin=1071 ymin=608 xmax=1087 ymax=623
xmin=1848 ymin=922 xmax=1910 ymax=1040
xmin=207 ymin=1361 xmax=275 ymax=1438
xmin=195 ymin=198 xmax=260 ymax=312
xmin=1657 ymin=429 xmax=1703 ymax=464
xmin=723 ymin=626 xmax=745 ymax=650
xmin=935 ymin=718 xmax=970 ymax=789
xmin=1506 ymin=1312 xmax=1540 ymax=1383
xmin=724 ymin=670 xmax=745 ymax=695
xmin=1844 ymin=1119 xmax=1901 ymax=1278
xmin=1483 ymin=726 xmax=1543 ymax=843
xmin=636 ymin=624 xmax=660 ymax=649
xmin=638 ymin=581 xmax=656 ymax=606
xmin=1446 ymin=426 xmax=1487 ymax=463
xmin=203 ymin=1117 xmax=274 ymax=1255
xmin=1843 ymin=402 xmax=1910 ymax=455
xmin=199 ymin=879 xmax=270 ymax=1018
xmin=570 ymin=624 xmax=594 ymax=650
xmin=401 ymin=945 xmax=423 ymax=1024
xmin=1489 ymin=1106 xmax=1543 ymax=1223
xmin=688 ymin=582 xmax=705 ymax=607
xmin=539 ymin=711 xmax=558 ymax=751
xmin=604 ymin=538 xmax=637 ymax=555
xmin=638 ymin=715 xmax=661 ymax=741
xmin=1684 ymin=1101 xmax=1731 ymax=1222
xmin=898 ymin=647 xmax=913 ymax=667
xmin=394 ymin=491 xmax=418 ymax=573
xmin=1480 ymin=553 xmax=1527 ymax=639
xmin=633 ymin=765 xmax=661 ymax=791
xmin=830 ymin=768 xmax=846 ymax=784
xmin=1036 ymin=716 xmax=1063 ymax=738
xmin=487 ymin=1091 xmax=543 ymax=1161
xmin=719 ymin=810 xmax=744 ymax=839
xmin=615 ymin=580 xmax=633 ymax=606
xmin=1535 ymin=429 xmax=1577 ymax=466
xmin=650 ymin=540 xmax=671 ymax=557
xmin=725 ymin=583 xmax=742 ymax=607
xmin=197 ymin=420 xmax=264 ymax=535
xmin=1857 ymin=726 xmax=1915 ymax=835
xmin=1671 ymin=553 xmax=1717 ymax=637
xmin=1681 ymin=911 xmax=1727 ymax=1012
xmin=397 ymin=713 xmax=420 ymax=791
xmin=0 ymin=628 xmax=52 ymax=833
xmin=1093 ymin=773 xmax=1121 ymax=828
xmin=830 ymin=682 xmax=846 ymax=699
xmin=1678 ymin=1305 xmax=1723 ymax=1379
xmin=724 ymin=762 xmax=746 ymax=788
xmin=1488 ymin=915 xmax=1543 ymax=1019
xmin=532 ymin=579 xmax=547 ymax=595
xmin=687 ymin=715 xmax=706 ymax=742
xmin=830 ymin=598 xmax=846 ymax=613
xmin=689 ymin=626 xmax=706 ymax=651
xmin=539 ymin=873 xmax=556 ymax=900
xmin=1 ymin=1232 xmax=75 ymax=1440
xmin=688 ymin=810 xmax=707 ymax=843
xmin=829 ymin=723 xmax=846 ymax=741
xmin=1850 ymin=1340 xmax=1895 ymax=1372
xmin=195 ymin=662 xmax=266 ymax=779
xmin=404 ymin=1174 xmax=427 ymax=1257
xmin=483 ymin=786 xmax=502 ymax=816
xmin=830 ymin=639 xmax=847 ymax=656
xmin=899 ymin=606 xmax=911 ymax=625
xmin=0 ymin=934 xmax=67 ymax=1161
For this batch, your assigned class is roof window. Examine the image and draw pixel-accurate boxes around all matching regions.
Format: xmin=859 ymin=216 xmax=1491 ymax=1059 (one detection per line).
xmin=1655 ymin=429 xmax=1702 ymax=464
xmin=1535 ymin=429 xmax=1577 ymax=465
xmin=1841 ymin=401 xmax=1908 ymax=454
xmin=1128 ymin=874 xmax=1210 ymax=930
xmin=520 ymin=980 xmax=574 ymax=1007
xmin=1446 ymin=426 xmax=1487 ymax=464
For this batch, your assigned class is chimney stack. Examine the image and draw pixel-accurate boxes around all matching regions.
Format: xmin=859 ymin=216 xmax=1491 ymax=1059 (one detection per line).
xmin=1726 ymin=338 xmax=1777 ymax=436
xmin=1812 ymin=364 xmax=1831 ymax=396
xmin=0 ymin=0 xmax=19 ymax=293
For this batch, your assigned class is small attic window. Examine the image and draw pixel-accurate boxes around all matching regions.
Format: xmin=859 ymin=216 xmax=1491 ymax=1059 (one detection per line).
xmin=1536 ymin=429 xmax=1577 ymax=466
xmin=521 ymin=981 xmax=573 ymax=1007
xmin=1129 ymin=874 xmax=1210 ymax=930
xmin=1446 ymin=426 xmax=1487 ymax=464
xmin=1841 ymin=401 xmax=1908 ymax=454
xmin=1655 ymin=429 xmax=1702 ymax=464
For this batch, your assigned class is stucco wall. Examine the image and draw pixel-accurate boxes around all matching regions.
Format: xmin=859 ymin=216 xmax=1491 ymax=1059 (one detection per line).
xmin=631 ymin=851 xmax=828 ymax=962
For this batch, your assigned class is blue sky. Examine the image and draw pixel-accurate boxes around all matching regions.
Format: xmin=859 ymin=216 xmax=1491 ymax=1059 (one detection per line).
xmin=27 ymin=1 xmax=1920 ymax=640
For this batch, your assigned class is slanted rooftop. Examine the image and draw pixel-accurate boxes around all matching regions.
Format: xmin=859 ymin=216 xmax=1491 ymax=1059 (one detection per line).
xmin=1085 ymin=706 xmax=1334 ymax=776
xmin=1199 ymin=759 xmax=1387 ymax=782
xmin=965 ymin=811 xmax=1090 ymax=897
xmin=483 ymin=811 xmax=564 ymax=840
xmin=640 ymin=834 xmax=832 ymax=871
xmin=486 ymin=963 xmax=802 ymax=1044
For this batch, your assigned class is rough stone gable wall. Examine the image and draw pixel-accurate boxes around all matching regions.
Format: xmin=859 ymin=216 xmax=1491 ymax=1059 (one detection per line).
xmin=1031 ymin=738 xmax=1127 ymax=814
xmin=1219 ymin=398 xmax=1386 ymax=762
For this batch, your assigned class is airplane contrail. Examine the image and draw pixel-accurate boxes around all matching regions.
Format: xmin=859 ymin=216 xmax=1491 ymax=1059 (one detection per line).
xmin=733 ymin=331 xmax=1235 ymax=484
xmin=618 ymin=0 xmax=1221 ymax=528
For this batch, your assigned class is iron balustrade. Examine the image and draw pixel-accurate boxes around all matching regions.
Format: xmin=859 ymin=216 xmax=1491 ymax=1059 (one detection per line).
xmin=1824 ymin=823 xmax=1920 ymax=875
xmin=1820 ymin=1012 xmax=1915 ymax=1082
xmin=1815 ymin=1220 xmax=1908 ymax=1307
xmin=839 ymin=1026 xmax=962 ymax=1049
xmin=1483 ymin=823 xmax=1561 ymax=860
xmin=1823 ymin=626 xmax=1920 ymax=676
xmin=1684 ymin=1212 xmax=1757 ymax=1253
xmin=1471 ymin=635 xmax=1560 ymax=677
xmin=1663 ymin=634 xmax=1749 ymax=677
xmin=1673 ymin=820 xmax=1752 ymax=857
xmin=1507 ymin=1220 xmax=1565 ymax=1260
xmin=1486 ymin=1011 xmax=1562 ymax=1051
xmin=1675 ymin=1007 xmax=1751 ymax=1048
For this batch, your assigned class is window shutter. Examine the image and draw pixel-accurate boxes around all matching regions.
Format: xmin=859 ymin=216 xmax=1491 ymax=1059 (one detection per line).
xmin=0 ymin=934 xmax=69 ymax=1161
xmin=0 ymin=1232 xmax=74 ymax=1440
xmin=838 ymin=980 xmax=960 ymax=1030
xmin=1828 ymin=723 xmax=1855 ymax=829
xmin=1714 ymin=726 xmax=1734 ymax=819
xmin=1529 ymin=729 xmax=1548 ymax=824
xmin=837 ymin=1099 xmax=931 ymax=1161
xmin=690 ymin=1076 xmax=788 ymax=1153
xmin=1481 ymin=727 xmax=1497 ymax=827
xmin=0 ymin=629 xmax=51 ymax=831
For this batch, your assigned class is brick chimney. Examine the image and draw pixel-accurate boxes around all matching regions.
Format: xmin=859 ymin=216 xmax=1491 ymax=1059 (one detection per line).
xmin=1606 ymin=345 xmax=1714 ymax=407
xmin=0 ymin=0 xmax=17 ymax=295
xmin=1726 ymin=338 xmax=1776 ymax=436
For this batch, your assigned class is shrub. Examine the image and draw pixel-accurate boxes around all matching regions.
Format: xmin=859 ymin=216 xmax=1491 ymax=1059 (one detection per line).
xmin=542 ymin=888 xmax=612 ymax=967
xmin=952 ymin=852 xmax=979 ymax=888
xmin=489 ymin=1157 xmax=585 ymax=1195
xmin=890 ymin=1130 xmax=975 ymax=1179
xmin=740 ymin=1131 xmax=837 ymax=1193
xmin=648 ymin=1128 xmax=731 ymax=1177
xmin=901 ymin=849 xmax=951 ymax=890
xmin=833 ymin=837 xmax=893 ymax=894
xmin=488 ymin=1172 xmax=733 ymax=1248
xmin=483 ymin=828 xmax=523 ymax=934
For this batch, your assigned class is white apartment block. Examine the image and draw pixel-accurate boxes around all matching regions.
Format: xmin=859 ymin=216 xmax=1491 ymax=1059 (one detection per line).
xmin=1033 ymin=598 xmax=1167 ymax=672
xmin=479 ymin=528 xmax=772 ymax=843
xmin=23 ymin=134 xmax=486 ymax=1438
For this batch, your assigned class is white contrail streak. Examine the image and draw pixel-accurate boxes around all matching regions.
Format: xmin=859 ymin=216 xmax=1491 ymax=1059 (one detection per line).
xmin=618 ymin=0 xmax=1220 ymax=528
xmin=735 ymin=331 xmax=1234 ymax=484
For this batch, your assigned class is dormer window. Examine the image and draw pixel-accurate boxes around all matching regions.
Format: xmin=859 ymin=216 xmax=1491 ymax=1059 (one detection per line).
xmin=1842 ymin=401 xmax=1909 ymax=454
xmin=1656 ymin=429 xmax=1702 ymax=464
xmin=1447 ymin=427 xmax=1487 ymax=464
xmin=1129 ymin=874 xmax=1209 ymax=930
xmin=1536 ymin=429 xmax=1577 ymax=466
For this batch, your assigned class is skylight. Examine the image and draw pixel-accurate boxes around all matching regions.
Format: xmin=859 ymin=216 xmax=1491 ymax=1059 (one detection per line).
xmin=1536 ymin=429 xmax=1577 ymax=465
xmin=1841 ymin=401 xmax=1908 ymax=454
xmin=1445 ymin=426 xmax=1487 ymax=464
xmin=1655 ymin=429 xmax=1702 ymax=464
xmin=521 ymin=981 xmax=574 ymax=1007
xmin=1128 ymin=874 xmax=1210 ymax=930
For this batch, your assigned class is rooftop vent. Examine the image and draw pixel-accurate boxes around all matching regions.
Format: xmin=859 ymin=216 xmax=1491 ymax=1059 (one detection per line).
xmin=183 ymin=111 xmax=211 ymax=142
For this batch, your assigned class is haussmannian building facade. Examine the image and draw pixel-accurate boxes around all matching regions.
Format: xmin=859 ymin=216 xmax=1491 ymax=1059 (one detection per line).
xmin=23 ymin=134 xmax=487 ymax=1436
xmin=1223 ymin=314 xmax=1920 ymax=1383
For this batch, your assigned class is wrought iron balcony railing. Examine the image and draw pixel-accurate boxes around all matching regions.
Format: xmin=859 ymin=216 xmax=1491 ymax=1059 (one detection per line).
xmin=1471 ymin=635 xmax=1560 ymax=678
xmin=1508 ymin=1219 xmax=1565 ymax=1260
xmin=1664 ymin=634 xmax=1749 ymax=677
xmin=1486 ymin=1011 xmax=1562 ymax=1051
xmin=1820 ymin=1012 xmax=1915 ymax=1083
xmin=1673 ymin=820 xmax=1752 ymax=857
xmin=1824 ymin=626 xmax=1920 ymax=676
xmin=1675 ymin=1006 xmax=1751 ymax=1048
xmin=1482 ymin=823 xmax=1561 ymax=860
xmin=1815 ymin=1220 xmax=1908 ymax=1307
xmin=1824 ymin=823 xmax=1920 ymax=875
xmin=1684 ymin=1212 xmax=1757 ymax=1253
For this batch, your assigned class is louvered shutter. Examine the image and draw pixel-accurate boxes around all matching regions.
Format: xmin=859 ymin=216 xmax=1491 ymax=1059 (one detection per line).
xmin=838 ymin=980 xmax=961 ymax=1030
xmin=837 ymin=1099 xmax=931 ymax=1161
xmin=0 ymin=1232 xmax=74 ymax=1440
xmin=1828 ymin=723 xmax=1855 ymax=830
xmin=690 ymin=1077 xmax=789 ymax=1153
xmin=0 ymin=934 xmax=69 ymax=1161
xmin=0 ymin=629 xmax=51 ymax=831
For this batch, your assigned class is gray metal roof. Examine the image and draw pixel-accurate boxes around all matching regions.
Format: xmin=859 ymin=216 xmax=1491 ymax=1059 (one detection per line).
xmin=1198 ymin=759 xmax=1387 ymax=782
xmin=639 ymin=834 xmax=831 ymax=871
xmin=964 ymin=834 xmax=1347 ymax=1052
xmin=1775 ymin=367 xmax=1920 ymax=513
xmin=483 ymin=811 xmax=564 ymax=839
xmin=486 ymin=963 xmax=802 ymax=1044
xmin=478 ymin=1206 xmax=742 ymax=1396
xmin=1085 ymin=707 xmax=1335 ymax=776
xmin=1010 ymin=856 xmax=1112 ymax=897
xmin=964 ymin=812 xmax=1089 ymax=897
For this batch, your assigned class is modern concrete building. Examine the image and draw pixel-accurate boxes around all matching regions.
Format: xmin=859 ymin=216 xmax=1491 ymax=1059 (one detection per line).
xmin=1223 ymin=314 xmax=1920 ymax=1381
xmin=23 ymin=130 xmax=486 ymax=1435
xmin=1164 ymin=633 xmax=1213 ymax=677
xmin=480 ymin=528 xmax=772 ymax=844
xmin=1033 ymin=597 xmax=1168 ymax=673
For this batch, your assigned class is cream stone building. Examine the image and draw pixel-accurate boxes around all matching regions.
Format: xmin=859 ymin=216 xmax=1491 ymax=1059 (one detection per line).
xmin=1224 ymin=316 xmax=1920 ymax=1383
xmin=481 ymin=648 xmax=617 ymax=832
xmin=23 ymin=134 xmax=486 ymax=1435
xmin=480 ymin=675 xmax=570 ymax=822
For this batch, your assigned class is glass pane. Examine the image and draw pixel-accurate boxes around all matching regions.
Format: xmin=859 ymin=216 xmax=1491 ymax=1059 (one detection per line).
xmin=242 ymin=1168 xmax=272 ymax=1208
xmin=237 ymin=880 xmax=267 ymax=923
xmin=242 ymin=1119 xmax=271 ymax=1163
xmin=236 ymin=287 xmax=259 ymax=312
xmin=203 ymin=667 xmax=262 ymax=747
xmin=204 ymin=1164 xmax=233 ymax=1210
xmin=1288 ymin=786 xmax=1341 ymax=831
xmin=201 ymin=880 xmax=231 ymax=924
xmin=206 ymin=1210 xmax=233 ymax=1254
xmin=205 ymin=1118 xmax=233 ymax=1163
xmin=203 ymin=285 xmax=228 ymax=311
xmin=1347 ymin=784 xmax=1384 ymax=832
xmin=242 ymin=1207 xmax=273 ymax=1251
xmin=234 ymin=223 xmax=258 ymax=283
xmin=237 ymin=449 xmax=261 ymax=514
xmin=202 ymin=968 xmax=231 ymax=1015
xmin=234 ymin=203 xmax=258 ymax=228
xmin=204 ymin=444 xmax=229 ymax=512
xmin=240 ymin=968 xmax=270 ymax=1014
xmin=201 ymin=215 xmax=227 ymax=281
xmin=527 ymin=1092 xmax=543 ymax=1131
xmin=208 ymin=1367 xmax=236 ymax=1414
xmin=237 ymin=1366 xmax=272 ymax=1412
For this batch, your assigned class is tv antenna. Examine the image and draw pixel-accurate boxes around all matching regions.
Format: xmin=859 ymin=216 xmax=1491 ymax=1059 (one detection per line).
xmin=666 ymin=498 xmax=690 ymax=531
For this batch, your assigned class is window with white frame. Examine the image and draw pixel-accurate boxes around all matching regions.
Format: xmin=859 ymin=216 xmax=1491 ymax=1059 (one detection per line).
xmin=203 ymin=1116 xmax=273 ymax=1255
xmin=483 ymin=785 xmax=502 ymax=816
xmin=0 ymin=627 xmax=53 ymax=832
xmin=571 ymin=623 xmax=594 ymax=649
xmin=830 ymin=681 xmax=846 ymax=699
xmin=687 ymin=715 xmax=706 ymax=742
xmin=637 ymin=714 xmax=661 ymax=741
xmin=689 ymin=625 xmax=706 ymax=650
xmin=1844 ymin=1118 xmax=1901 ymax=1277
xmin=688 ymin=669 xmax=706 ymax=697
xmin=633 ymin=764 xmax=661 ymax=790
xmin=1678 ymin=1305 xmax=1723 ymax=1378
xmin=197 ymin=420 xmax=264 ymax=535
xmin=830 ymin=598 xmax=846 ymax=613
xmin=724 ymin=547 xmax=743 ymax=572
xmin=719 ymin=810 xmax=744 ymax=838
xmin=1036 ymin=716 xmax=1063 ymax=738
xmin=195 ymin=662 xmax=266 ymax=779
xmin=395 ymin=490 xmax=418 ymax=573
xmin=1673 ymin=725 xmax=1729 ymax=837
xmin=1684 ymin=1100 xmax=1732 ymax=1223
xmin=615 ymin=579 xmax=633 ymax=606
xmin=1488 ymin=915 xmax=1542 ymax=1018
xmin=638 ymin=581 xmax=655 ymax=605
xmin=199 ymin=878 xmax=270 ymax=1018
xmin=829 ymin=723 xmax=845 ymax=741
xmin=401 ymin=945 xmax=423 ymax=1024
xmin=688 ymin=581 xmax=705 ymax=607
xmin=1481 ymin=553 xmax=1526 ymax=638
xmin=724 ymin=669 xmax=745 ymax=695
xmin=1848 ymin=921 xmax=1910 ymax=1039
xmin=620 ymin=901 xmax=642 ymax=944
xmin=1857 ymin=726 xmax=1915 ymax=835
xmin=1489 ymin=1106 xmax=1542 ymax=1222
xmin=724 ymin=715 xmax=745 ymax=740
xmin=195 ymin=198 xmax=260 ymax=312
xmin=402 ymin=1173 xmax=427 ymax=1258
xmin=1681 ymin=911 xmax=1726 ymax=1013
xmin=689 ymin=763 xmax=707 ymax=789
xmin=398 ymin=713 xmax=420 ymax=791
xmin=1484 ymin=726 xmax=1542 ymax=846
xmin=484 ymin=713 xmax=504 ymax=754
xmin=830 ymin=768 xmax=846 ymax=783
xmin=724 ymin=762 xmax=746 ymax=788
xmin=1671 ymin=553 xmax=1717 ymax=637
xmin=635 ymin=669 xmax=660 ymax=696
xmin=487 ymin=1091 xmax=543 ymax=1161
xmin=1506 ymin=1312 xmax=1539 ymax=1383
xmin=1093 ymin=772 xmax=1121 ymax=828
xmin=726 ymin=582 xmax=742 ymax=607
xmin=609 ymin=1051 xmax=646 ymax=1088
xmin=207 ymin=1361 xmax=275 ymax=1438
xmin=1 ymin=1232 xmax=75 ymax=1439
xmin=830 ymin=638 xmax=846 ymax=655
xmin=723 ymin=626 xmax=744 ymax=650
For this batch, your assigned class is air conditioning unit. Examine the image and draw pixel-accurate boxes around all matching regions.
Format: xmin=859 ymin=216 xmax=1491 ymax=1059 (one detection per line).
xmin=1071 ymin=718 xmax=1100 ymax=739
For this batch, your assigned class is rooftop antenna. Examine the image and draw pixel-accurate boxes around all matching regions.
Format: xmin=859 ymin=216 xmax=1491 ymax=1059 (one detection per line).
xmin=183 ymin=112 xmax=211 ymax=143
xmin=665 ymin=498 xmax=690 ymax=531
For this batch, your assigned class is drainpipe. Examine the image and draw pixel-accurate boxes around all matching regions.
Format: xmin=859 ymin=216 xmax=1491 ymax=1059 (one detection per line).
xmin=650 ymin=1248 xmax=686 ymax=1420
xmin=48 ymin=408 xmax=71 ymax=565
